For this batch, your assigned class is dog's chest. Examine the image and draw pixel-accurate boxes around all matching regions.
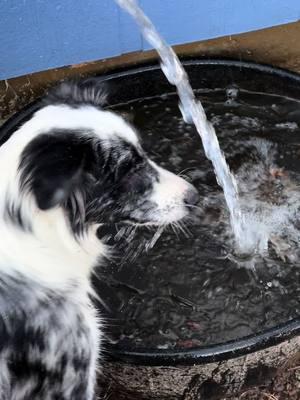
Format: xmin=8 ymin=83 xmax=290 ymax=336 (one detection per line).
xmin=0 ymin=274 xmax=99 ymax=400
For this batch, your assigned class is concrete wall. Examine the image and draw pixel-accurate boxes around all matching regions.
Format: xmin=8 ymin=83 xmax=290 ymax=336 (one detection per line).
xmin=0 ymin=0 xmax=299 ymax=80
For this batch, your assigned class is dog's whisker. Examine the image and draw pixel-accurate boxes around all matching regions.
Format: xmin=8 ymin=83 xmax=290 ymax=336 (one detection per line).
xmin=172 ymin=201 xmax=202 ymax=213
xmin=184 ymin=203 xmax=203 ymax=211
xmin=146 ymin=225 xmax=165 ymax=250
xmin=171 ymin=222 xmax=181 ymax=239
xmin=174 ymin=220 xmax=191 ymax=238
xmin=177 ymin=166 xmax=197 ymax=176
xmin=178 ymin=173 xmax=191 ymax=181
xmin=180 ymin=219 xmax=193 ymax=237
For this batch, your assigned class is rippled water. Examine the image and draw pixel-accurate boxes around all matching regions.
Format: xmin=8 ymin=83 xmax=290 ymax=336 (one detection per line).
xmin=95 ymin=88 xmax=300 ymax=350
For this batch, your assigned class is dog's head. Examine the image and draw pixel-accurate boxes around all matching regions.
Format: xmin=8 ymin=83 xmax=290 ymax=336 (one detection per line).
xmin=0 ymin=80 xmax=199 ymax=280
xmin=16 ymin=80 xmax=198 ymax=233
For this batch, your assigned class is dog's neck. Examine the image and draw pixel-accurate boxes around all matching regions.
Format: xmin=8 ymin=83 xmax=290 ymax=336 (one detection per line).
xmin=0 ymin=173 xmax=105 ymax=287
xmin=0 ymin=205 xmax=105 ymax=287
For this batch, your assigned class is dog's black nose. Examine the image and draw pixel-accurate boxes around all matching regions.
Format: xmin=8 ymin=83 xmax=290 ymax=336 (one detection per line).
xmin=184 ymin=187 xmax=200 ymax=206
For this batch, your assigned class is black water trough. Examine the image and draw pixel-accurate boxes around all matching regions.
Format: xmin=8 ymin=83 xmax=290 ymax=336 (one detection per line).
xmin=1 ymin=60 xmax=299 ymax=400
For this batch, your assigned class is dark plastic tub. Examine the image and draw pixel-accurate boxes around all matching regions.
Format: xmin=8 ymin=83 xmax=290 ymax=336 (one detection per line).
xmin=1 ymin=59 xmax=300 ymax=399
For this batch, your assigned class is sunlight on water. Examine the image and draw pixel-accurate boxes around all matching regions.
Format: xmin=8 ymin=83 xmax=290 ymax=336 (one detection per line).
xmin=115 ymin=0 xmax=255 ymax=253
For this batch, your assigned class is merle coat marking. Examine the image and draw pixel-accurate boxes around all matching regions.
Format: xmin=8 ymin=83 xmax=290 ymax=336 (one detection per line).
xmin=0 ymin=79 xmax=198 ymax=399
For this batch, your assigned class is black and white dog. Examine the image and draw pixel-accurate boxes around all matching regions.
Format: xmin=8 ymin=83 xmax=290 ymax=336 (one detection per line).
xmin=0 ymin=79 xmax=199 ymax=399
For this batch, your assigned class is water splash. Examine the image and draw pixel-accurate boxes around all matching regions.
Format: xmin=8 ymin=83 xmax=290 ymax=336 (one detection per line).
xmin=115 ymin=0 xmax=253 ymax=252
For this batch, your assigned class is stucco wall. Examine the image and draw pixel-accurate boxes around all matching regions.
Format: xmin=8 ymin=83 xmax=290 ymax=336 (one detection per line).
xmin=0 ymin=0 xmax=299 ymax=80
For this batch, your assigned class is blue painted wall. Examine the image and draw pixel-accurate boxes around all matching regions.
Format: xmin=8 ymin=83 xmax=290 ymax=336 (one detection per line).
xmin=0 ymin=0 xmax=299 ymax=80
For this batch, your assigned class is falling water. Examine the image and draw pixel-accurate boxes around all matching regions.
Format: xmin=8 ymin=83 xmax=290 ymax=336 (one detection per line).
xmin=115 ymin=0 xmax=258 ymax=253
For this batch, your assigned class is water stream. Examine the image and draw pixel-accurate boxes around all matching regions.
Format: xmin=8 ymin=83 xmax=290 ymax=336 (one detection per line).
xmin=115 ymin=0 xmax=256 ymax=253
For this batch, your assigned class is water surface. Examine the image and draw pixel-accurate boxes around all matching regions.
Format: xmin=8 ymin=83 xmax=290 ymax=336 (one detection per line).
xmin=95 ymin=88 xmax=300 ymax=350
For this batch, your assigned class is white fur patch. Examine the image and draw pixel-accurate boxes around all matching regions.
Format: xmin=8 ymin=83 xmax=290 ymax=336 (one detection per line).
xmin=148 ymin=161 xmax=194 ymax=224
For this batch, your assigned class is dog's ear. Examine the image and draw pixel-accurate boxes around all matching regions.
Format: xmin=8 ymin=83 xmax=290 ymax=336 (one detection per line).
xmin=44 ymin=78 xmax=110 ymax=108
xmin=20 ymin=131 xmax=95 ymax=210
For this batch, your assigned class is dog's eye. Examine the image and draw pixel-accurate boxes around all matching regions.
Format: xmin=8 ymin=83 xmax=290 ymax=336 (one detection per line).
xmin=115 ymin=158 xmax=136 ymax=180
xmin=121 ymin=161 xmax=156 ymax=196
xmin=115 ymin=148 xmax=146 ymax=180
xmin=122 ymin=171 xmax=149 ymax=195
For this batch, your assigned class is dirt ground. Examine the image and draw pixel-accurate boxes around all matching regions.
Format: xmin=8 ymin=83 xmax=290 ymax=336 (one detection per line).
xmin=100 ymin=363 xmax=300 ymax=399
xmin=231 ymin=366 xmax=300 ymax=400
